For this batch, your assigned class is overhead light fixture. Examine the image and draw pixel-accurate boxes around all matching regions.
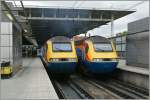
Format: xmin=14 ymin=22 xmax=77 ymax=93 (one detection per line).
xmin=6 ymin=13 xmax=14 ymax=21
xmin=24 ymin=29 xmax=27 ymax=33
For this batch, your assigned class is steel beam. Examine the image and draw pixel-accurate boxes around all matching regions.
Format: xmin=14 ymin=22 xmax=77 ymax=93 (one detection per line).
xmin=23 ymin=17 xmax=111 ymax=22
xmin=20 ymin=1 xmax=27 ymax=17
xmin=20 ymin=1 xmax=32 ymax=34
xmin=111 ymin=14 xmax=114 ymax=37
xmin=1 ymin=1 xmax=24 ymax=32
xmin=1 ymin=1 xmax=17 ymax=22
xmin=24 ymin=36 xmax=38 ymax=46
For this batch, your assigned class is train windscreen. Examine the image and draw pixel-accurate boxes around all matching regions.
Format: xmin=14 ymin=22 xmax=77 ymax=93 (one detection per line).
xmin=94 ymin=43 xmax=112 ymax=52
xmin=52 ymin=42 xmax=72 ymax=52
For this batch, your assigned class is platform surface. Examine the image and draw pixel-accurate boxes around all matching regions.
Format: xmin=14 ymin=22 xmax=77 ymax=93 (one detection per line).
xmin=1 ymin=58 xmax=58 ymax=99
xmin=117 ymin=60 xmax=149 ymax=75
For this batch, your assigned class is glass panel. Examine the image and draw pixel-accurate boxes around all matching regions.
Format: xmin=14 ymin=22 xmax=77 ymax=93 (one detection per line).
xmin=115 ymin=37 xmax=122 ymax=44
xmin=122 ymin=36 xmax=126 ymax=43
xmin=1 ymin=47 xmax=10 ymax=59
xmin=1 ymin=22 xmax=12 ymax=34
xmin=122 ymin=44 xmax=126 ymax=51
xmin=1 ymin=35 xmax=10 ymax=46
xmin=9 ymin=35 xmax=13 ymax=46
xmin=116 ymin=44 xmax=121 ymax=51
xmin=94 ymin=43 xmax=112 ymax=52
xmin=6 ymin=1 xmax=143 ymax=10
xmin=53 ymin=42 xmax=72 ymax=52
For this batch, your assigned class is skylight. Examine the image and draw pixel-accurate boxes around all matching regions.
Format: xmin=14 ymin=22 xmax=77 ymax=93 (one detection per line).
xmin=6 ymin=1 xmax=144 ymax=11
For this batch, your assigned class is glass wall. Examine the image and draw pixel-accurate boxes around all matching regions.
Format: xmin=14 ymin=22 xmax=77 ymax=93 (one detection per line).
xmin=110 ymin=35 xmax=126 ymax=59
xmin=0 ymin=22 xmax=22 ymax=75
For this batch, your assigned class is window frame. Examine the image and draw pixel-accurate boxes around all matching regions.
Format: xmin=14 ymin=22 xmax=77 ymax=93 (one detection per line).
xmin=93 ymin=42 xmax=113 ymax=52
xmin=52 ymin=42 xmax=72 ymax=52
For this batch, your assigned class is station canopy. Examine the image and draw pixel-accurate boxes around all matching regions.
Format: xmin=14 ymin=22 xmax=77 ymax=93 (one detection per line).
xmin=6 ymin=1 xmax=138 ymax=45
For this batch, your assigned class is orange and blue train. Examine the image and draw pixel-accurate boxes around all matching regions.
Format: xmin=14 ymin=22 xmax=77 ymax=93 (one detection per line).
xmin=75 ymin=36 xmax=118 ymax=74
xmin=41 ymin=36 xmax=78 ymax=75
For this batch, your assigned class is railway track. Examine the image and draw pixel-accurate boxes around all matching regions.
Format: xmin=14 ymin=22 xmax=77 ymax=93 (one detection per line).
xmin=110 ymin=79 xmax=149 ymax=96
xmin=70 ymin=76 xmax=121 ymax=99
xmin=52 ymin=78 xmax=120 ymax=99
xmin=41 ymin=57 xmax=148 ymax=99
xmin=52 ymin=79 xmax=94 ymax=99
xmin=43 ymin=58 xmax=148 ymax=99
xmin=107 ymin=79 xmax=149 ymax=99
xmin=81 ymin=76 xmax=149 ymax=99
xmin=88 ymin=79 xmax=147 ymax=99
xmin=52 ymin=75 xmax=149 ymax=99
xmin=43 ymin=63 xmax=148 ymax=99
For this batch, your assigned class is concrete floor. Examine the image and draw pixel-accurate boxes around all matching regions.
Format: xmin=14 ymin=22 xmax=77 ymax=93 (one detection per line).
xmin=117 ymin=60 xmax=149 ymax=75
xmin=116 ymin=60 xmax=149 ymax=89
xmin=1 ymin=58 xmax=58 ymax=99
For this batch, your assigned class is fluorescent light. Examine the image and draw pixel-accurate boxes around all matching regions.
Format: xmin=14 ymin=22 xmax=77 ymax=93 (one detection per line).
xmin=24 ymin=29 xmax=27 ymax=32
xmin=6 ymin=13 xmax=13 ymax=21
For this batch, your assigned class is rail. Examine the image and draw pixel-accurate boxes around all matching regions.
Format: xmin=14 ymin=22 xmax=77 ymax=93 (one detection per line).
xmin=52 ymin=75 xmax=149 ymax=99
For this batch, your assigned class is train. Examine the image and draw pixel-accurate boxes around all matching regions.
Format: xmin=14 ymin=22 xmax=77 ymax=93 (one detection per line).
xmin=41 ymin=36 xmax=78 ymax=75
xmin=74 ymin=36 xmax=118 ymax=74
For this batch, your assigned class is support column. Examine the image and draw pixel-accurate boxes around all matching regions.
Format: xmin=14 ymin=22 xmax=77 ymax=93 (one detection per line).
xmin=0 ymin=1 xmax=1 ymax=62
xmin=111 ymin=15 xmax=114 ymax=37
xmin=41 ymin=8 xmax=44 ymax=17
xmin=89 ymin=33 xmax=91 ymax=37
xmin=85 ymin=33 xmax=86 ymax=37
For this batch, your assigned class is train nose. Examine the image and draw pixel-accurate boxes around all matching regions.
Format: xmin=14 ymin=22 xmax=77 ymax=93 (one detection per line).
xmin=84 ymin=61 xmax=118 ymax=74
xmin=47 ymin=62 xmax=77 ymax=74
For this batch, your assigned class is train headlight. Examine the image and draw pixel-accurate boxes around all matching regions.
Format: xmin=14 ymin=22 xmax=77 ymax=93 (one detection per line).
xmin=93 ymin=58 xmax=103 ymax=62
xmin=68 ymin=58 xmax=76 ymax=62
xmin=49 ymin=58 xmax=59 ymax=62
xmin=111 ymin=59 xmax=118 ymax=61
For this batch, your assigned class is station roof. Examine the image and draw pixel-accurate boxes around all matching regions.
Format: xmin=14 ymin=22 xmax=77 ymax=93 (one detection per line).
xmin=18 ymin=7 xmax=134 ymax=45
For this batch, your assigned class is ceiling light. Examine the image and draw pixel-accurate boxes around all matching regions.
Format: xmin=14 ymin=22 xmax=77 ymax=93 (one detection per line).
xmin=24 ymin=29 xmax=27 ymax=32
xmin=6 ymin=13 xmax=13 ymax=21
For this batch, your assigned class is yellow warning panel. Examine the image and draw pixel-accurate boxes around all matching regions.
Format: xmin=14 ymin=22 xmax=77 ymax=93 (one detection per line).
xmin=0 ymin=66 xmax=12 ymax=75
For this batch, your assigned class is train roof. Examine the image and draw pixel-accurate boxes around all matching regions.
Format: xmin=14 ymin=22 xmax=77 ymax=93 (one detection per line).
xmin=75 ymin=36 xmax=110 ymax=45
xmin=86 ymin=36 xmax=110 ymax=43
xmin=49 ymin=36 xmax=71 ymax=42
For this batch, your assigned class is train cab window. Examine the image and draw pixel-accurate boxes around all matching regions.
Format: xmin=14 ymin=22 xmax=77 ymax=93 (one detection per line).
xmin=94 ymin=43 xmax=112 ymax=52
xmin=52 ymin=42 xmax=72 ymax=52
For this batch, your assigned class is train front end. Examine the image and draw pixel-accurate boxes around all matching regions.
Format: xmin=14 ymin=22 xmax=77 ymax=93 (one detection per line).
xmin=45 ymin=36 xmax=78 ymax=75
xmin=81 ymin=36 xmax=118 ymax=74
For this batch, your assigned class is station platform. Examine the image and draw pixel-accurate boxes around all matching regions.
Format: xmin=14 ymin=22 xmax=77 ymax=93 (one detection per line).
xmin=1 ymin=58 xmax=58 ymax=99
xmin=117 ymin=60 xmax=149 ymax=75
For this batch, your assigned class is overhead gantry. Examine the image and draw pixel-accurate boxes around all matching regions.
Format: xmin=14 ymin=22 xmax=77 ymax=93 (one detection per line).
xmin=1 ymin=1 xmax=134 ymax=45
